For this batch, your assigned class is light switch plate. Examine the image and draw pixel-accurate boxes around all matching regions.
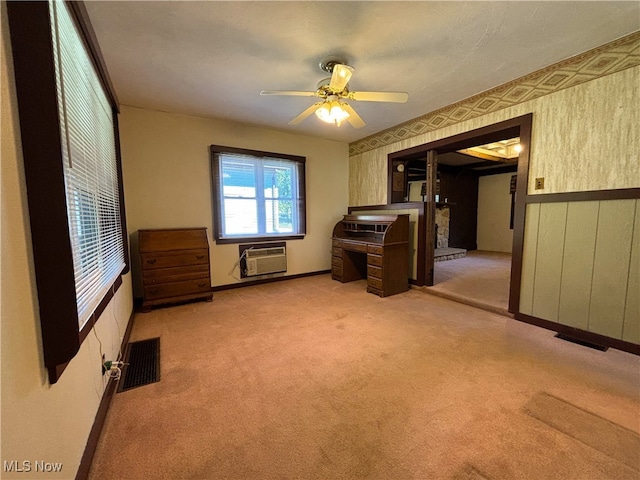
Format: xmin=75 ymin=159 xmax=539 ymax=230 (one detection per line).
xmin=535 ymin=177 xmax=545 ymax=190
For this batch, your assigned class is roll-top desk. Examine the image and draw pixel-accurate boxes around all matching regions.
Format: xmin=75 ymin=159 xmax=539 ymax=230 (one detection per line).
xmin=139 ymin=228 xmax=213 ymax=311
xmin=331 ymin=214 xmax=409 ymax=297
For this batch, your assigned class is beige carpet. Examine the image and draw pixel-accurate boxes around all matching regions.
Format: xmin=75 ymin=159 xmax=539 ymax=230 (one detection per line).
xmin=424 ymin=250 xmax=512 ymax=317
xmin=89 ymin=274 xmax=640 ymax=480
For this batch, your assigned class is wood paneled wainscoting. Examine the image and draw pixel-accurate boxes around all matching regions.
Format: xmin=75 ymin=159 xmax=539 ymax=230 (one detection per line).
xmin=518 ymin=188 xmax=639 ymax=354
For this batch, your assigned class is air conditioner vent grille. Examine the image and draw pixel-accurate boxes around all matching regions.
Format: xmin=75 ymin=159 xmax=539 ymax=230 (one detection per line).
xmin=246 ymin=247 xmax=285 ymax=258
xmin=243 ymin=246 xmax=287 ymax=277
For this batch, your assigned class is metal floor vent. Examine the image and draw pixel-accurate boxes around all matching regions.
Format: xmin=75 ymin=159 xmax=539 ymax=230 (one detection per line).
xmin=555 ymin=333 xmax=608 ymax=352
xmin=118 ymin=337 xmax=160 ymax=392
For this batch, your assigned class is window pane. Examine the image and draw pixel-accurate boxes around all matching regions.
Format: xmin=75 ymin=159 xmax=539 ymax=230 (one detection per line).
xmin=266 ymin=199 xmax=294 ymax=233
xmin=222 ymin=159 xmax=255 ymax=198
xmin=264 ymin=165 xmax=293 ymax=200
xmin=223 ymin=199 xmax=258 ymax=235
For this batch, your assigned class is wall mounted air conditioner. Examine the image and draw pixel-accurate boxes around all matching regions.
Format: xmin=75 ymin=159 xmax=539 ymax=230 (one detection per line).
xmin=244 ymin=246 xmax=287 ymax=277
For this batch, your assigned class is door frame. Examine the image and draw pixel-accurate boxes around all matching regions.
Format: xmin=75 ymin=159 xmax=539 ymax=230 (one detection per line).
xmin=387 ymin=113 xmax=533 ymax=312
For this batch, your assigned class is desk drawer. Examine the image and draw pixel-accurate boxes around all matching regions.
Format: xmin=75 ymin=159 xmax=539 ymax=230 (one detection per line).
xmin=332 ymin=246 xmax=343 ymax=257
xmin=367 ymin=244 xmax=384 ymax=255
xmin=332 ymin=239 xmax=343 ymax=248
xmin=342 ymin=241 xmax=367 ymax=253
xmin=367 ymin=254 xmax=383 ymax=267
xmin=144 ymin=278 xmax=210 ymax=300
xmin=367 ymin=276 xmax=383 ymax=291
xmin=142 ymin=249 xmax=209 ymax=269
xmin=367 ymin=265 xmax=382 ymax=279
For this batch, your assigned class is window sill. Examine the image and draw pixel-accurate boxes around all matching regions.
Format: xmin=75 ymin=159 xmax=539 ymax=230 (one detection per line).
xmin=215 ymin=234 xmax=304 ymax=245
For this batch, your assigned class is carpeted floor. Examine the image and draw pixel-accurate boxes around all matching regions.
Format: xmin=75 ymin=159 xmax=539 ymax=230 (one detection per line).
xmin=89 ymin=274 xmax=640 ymax=480
xmin=425 ymin=250 xmax=512 ymax=317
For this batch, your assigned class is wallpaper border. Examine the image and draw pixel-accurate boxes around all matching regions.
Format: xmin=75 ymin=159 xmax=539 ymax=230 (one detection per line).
xmin=349 ymin=31 xmax=640 ymax=157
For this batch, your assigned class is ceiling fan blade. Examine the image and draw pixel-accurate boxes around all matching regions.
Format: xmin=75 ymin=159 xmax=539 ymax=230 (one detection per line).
xmin=341 ymin=103 xmax=366 ymax=129
xmin=350 ymin=91 xmax=408 ymax=103
xmin=260 ymin=90 xmax=317 ymax=97
xmin=329 ymin=64 xmax=354 ymax=92
xmin=288 ymin=102 xmax=322 ymax=125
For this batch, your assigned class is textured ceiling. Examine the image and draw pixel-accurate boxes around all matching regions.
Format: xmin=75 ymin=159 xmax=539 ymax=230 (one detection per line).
xmin=85 ymin=1 xmax=640 ymax=144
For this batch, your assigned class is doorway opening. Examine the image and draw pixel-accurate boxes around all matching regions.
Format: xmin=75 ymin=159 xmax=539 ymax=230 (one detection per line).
xmin=387 ymin=114 xmax=532 ymax=315
xmin=430 ymin=137 xmax=519 ymax=316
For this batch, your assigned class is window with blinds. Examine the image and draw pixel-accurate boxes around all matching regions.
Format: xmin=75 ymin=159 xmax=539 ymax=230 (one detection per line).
xmin=50 ymin=0 xmax=125 ymax=331
xmin=210 ymin=146 xmax=306 ymax=243
xmin=8 ymin=0 xmax=128 ymax=382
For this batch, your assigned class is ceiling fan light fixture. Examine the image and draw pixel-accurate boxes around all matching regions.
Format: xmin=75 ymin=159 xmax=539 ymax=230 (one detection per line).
xmin=264 ymin=57 xmax=407 ymax=128
xmin=315 ymin=100 xmax=350 ymax=126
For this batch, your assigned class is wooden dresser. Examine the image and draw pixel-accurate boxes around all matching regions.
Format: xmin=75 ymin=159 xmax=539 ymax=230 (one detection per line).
xmin=138 ymin=228 xmax=213 ymax=311
xmin=332 ymin=214 xmax=409 ymax=297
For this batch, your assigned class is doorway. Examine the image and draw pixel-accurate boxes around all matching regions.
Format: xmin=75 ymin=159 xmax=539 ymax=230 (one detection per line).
xmin=430 ymin=137 xmax=520 ymax=314
xmin=387 ymin=114 xmax=532 ymax=313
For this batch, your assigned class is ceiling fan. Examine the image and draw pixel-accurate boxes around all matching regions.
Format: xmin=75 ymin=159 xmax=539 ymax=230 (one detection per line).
xmin=260 ymin=58 xmax=408 ymax=128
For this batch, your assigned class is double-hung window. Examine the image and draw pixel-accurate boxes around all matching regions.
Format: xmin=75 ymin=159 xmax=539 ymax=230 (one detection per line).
xmin=211 ymin=146 xmax=306 ymax=243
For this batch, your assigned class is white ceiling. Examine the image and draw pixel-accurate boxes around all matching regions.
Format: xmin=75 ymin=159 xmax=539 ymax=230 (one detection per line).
xmin=85 ymin=1 xmax=640 ymax=144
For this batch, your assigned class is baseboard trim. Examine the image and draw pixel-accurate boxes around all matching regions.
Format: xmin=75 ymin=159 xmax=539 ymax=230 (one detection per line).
xmin=75 ymin=307 xmax=136 ymax=480
xmin=515 ymin=312 xmax=639 ymax=356
xmin=211 ymin=270 xmax=331 ymax=292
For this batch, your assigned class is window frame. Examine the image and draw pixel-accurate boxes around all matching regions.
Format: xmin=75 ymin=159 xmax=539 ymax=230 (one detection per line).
xmin=210 ymin=145 xmax=306 ymax=244
xmin=7 ymin=0 xmax=129 ymax=384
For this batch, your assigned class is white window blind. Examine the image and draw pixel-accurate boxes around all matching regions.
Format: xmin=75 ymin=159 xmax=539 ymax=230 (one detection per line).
xmin=50 ymin=0 xmax=125 ymax=331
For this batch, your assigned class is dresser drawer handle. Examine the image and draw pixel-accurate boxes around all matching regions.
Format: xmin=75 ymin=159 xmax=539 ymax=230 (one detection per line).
xmin=198 ymin=282 xmax=207 ymax=288
xmin=196 ymin=255 xmax=205 ymax=260
xmin=146 ymin=259 xmax=157 ymax=265
xmin=149 ymin=289 xmax=158 ymax=295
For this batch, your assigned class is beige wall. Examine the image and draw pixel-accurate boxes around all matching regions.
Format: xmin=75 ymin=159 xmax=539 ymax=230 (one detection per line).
xmin=1 ymin=6 xmax=134 ymax=478
xmin=477 ymin=173 xmax=514 ymax=253
xmin=118 ymin=106 xmax=349 ymax=293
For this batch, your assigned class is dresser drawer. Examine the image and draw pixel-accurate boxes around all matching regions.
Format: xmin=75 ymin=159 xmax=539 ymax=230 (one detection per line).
xmin=144 ymin=278 xmax=211 ymax=300
xmin=143 ymin=264 xmax=209 ymax=285
xmin=367 ymin=276 xmax=383 ymax=291
xmin=367 ymin=254 xmax=383 ymax=267
xmin=141 ymin=249 xmax=209 ymax=269
xmin=367 ymin=265 xmax=382 ymax=279
xmin=367 ymin=244 xmax=384 ymax=255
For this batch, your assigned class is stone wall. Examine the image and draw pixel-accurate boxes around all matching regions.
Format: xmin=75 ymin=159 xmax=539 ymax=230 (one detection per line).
xmin=436 ymin=207 xmax=450 ymax=248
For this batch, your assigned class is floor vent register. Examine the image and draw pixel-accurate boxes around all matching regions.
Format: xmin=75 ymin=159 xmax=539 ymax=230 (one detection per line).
xmin=118 ymin=337 xmax=161 ymax=392
xmin=555 ymin=333 xmax=608 ymax=352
